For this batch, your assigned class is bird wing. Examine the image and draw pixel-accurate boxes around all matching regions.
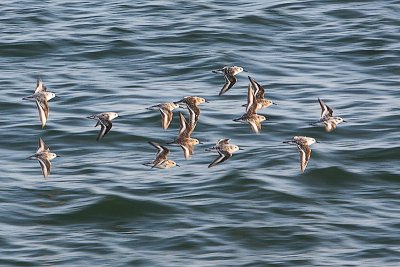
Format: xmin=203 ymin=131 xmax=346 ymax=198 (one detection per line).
xmin=245 ymin=84 xmax=258 ymax=115
xmin=297 ymin=141 xmax=311 ymax=172
xmin=35 ymin=97 xmax=49 ymax=128
xmin=248 ymin=76 xmax=265 ymax=100
xmin=37 ymin=138 xmax=49 ymax=153
xmin=208 ymin=150 xmax=232 ymax=168
xmin=37 ymin=156 xmax=51 ymax=178
xmin=186 ymin=103 xmax=200 ymax=131
xmin=180 ymin=140 xmax=194 ymax=160
xmin=177 ymin=112 xmax=189 ymax=138
xmin=248 ymin=117 xmax=261 ymax=134
xmin=160 ymin=107 xmax=173 ymax=130
xmin=318 ymin=98 xmax=333 ymax=118
xmin=219 ymin=72 xmax=237 ymax=96
xmin=148 ymin=141 xmax=169 ymax=160
xmin=35 ymin=79 xmax=47 ymax=93
xmin=96 ymin=118 xmax=113 ymax=141
xmin=216 ymin=138 xmax=230 ymax=147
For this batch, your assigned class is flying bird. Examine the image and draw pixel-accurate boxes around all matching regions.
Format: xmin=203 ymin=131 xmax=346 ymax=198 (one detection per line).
xmin=247 ymin=76 xmax=277 ymax=109
xmin=206 ymin=139 xmax=240 ymax=168
xmin=144 ymin=141 xmax=178 ymax=169
xmin=283 ymin=136 xmax=317 ymax=173
xmin=147 ymin=102 xmax=179 ymax=130
xmin=311 ymin=98 xmax=345 ymax=132
xmin=168 ymin=112 xmax=200 ymax=160
xmin=27 ymin=138 xmax=58 ymax=178
xmin=174 ymin=96 xmax=207 ymax=130
xmin=22 ymin=79 xmax=58 ymax=128
xmin=87 ymin=112 xmax=119 ymax=141
xmin=213 ymin=66 xmax=246 ymax=96
xmin=233 ymin=83 xmax=266 ymax=134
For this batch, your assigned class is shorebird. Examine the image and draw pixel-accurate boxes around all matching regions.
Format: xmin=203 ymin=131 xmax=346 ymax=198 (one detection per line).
xmin=22 ymin=78 xmax=58 ymax=128
xmin=27 ymin=138 xmax=58 ymax=178
xmin=233 ymin=84 xmax=266 ymax=134
xmin=87 ymin=112 xmax=119 ymax=141
xmin=168 ymin=112 xmax=200 ymax=160
xmin=247 ymin=76 xmax=277 ymax=109
xmin=283 ymin=136 xmax=317 ymax=173
xmin=144 ymin=141 xmax=178 ymax=169
xmin=311 ymin=98 xmax=345 ymax=132
xmin=213 ymin=66 xmax=246 ymax=96
xmin=174 ymin=96 xmax=207 ymax=130
xmin=206 ymin=139 xmax=240 ymax=168
xmin=147 ymin=102 xmax=179 ymax=130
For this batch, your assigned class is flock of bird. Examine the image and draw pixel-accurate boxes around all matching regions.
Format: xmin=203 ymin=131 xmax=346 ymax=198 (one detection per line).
xmin=23 ymin=66 xmax=345 ymax=178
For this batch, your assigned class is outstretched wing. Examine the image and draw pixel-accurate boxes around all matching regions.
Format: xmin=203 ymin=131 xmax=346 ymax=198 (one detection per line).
xmin=178 ymin=112 xmax=194 ymax=138
xmin=160 ymin=108 xmax=173 ymax=130
xmin=187 ymin=104 xmax=199 ymax=131
xmin=216 ymin=138 xmax=230 ymax=147
xmin=96 ymin=118 xmax=113 ymax=141
xmin=318 ymin=98 xmax=333 ymax=118
xmin=248 ymin=117 xmax=261 ymax=134
xmin=219 ymin=71 xmax=237 ymax=96
xmin=35 ymin=79 xmax=47 ymax=93
xmin=37 ymin=156 xmax=51 ymax=178
xmin=208 ymin=150 xmax=232 ymax=168
xmin=35 ymin=97 xmax=49 ymax=128
xmin=297 ymin=141 xmax=311 ymax=172
xmin=37 ymin=138 xmax=49 ymax=153
xmin=245 ymin=84 xmax=258 ymax=115
xmin=248 ymin=76 xmax=265 ymax=100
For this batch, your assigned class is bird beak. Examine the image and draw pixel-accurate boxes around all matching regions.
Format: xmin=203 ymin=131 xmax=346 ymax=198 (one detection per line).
xmin=342 ymin=120 xmax=347 ymax=123
xmin=315 ymin=141 xmax=320 ymax=143
xmin=198 ymin=142 xmax=204 ymax=144
xmin=54 ymin=95 xmax=61 ymax=99
xmin=239 ymin=148 xmax=245 ymax=150
xmin=56 ymin=155 xmax=61 ymax=157
xmin=176 ymin=164 xmax=180 ymax=167
xmin=205 ymin=100 xmax=210 ymax=103
xmin=272 ymin=102 xmax=277 ymax=105
xmin=243 ymin=69 xmax=248 ymax=72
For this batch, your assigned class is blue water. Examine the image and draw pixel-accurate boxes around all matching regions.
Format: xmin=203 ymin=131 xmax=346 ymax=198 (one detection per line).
xmin=1 ymin=1 xmax=399 ymax=266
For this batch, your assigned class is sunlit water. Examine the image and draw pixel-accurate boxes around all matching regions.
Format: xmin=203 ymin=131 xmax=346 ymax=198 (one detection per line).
xmin=1 ymin=1 xmax=399 ymax=266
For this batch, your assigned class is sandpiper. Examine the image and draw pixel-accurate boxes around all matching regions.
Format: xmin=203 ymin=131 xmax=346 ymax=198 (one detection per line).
xmin=247 ymin=76 xmax=277 ymax=109
xmin=27 ymin=138 xmax=58 ymax=179
xmin=144 ymin=141 xmax=178 ymax=169
xmin=206 ymin=139 xmax=240 ymax=168
xmin=213 ymin=66 xmax=246 ymax=96
xmin=22 ymin=79 xmax=58 ymax=128
xmin=283 ymin=136 xmax=317 ymax=173
xmin=147 ymin=102 xmax=179 ymax=130
xmin=168 ymin=112 xmax=200 ymax=160
xmin=174 ymin=96 xmax=207 ymax=130
xmin=312 ymin=98 xmax=345 ymax=132
xmin=87 ymin=112 xmax=119 ymax=141
xmin=233 ymin=84 xmax=266 ymax=134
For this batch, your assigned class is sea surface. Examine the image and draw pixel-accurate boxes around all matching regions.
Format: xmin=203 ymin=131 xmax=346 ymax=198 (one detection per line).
xmin=1 ymin=0 xmax=399 ymax=266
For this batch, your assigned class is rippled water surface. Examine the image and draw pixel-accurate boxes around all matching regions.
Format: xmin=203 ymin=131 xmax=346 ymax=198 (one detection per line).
xmin=1 ymin=1 xmax=399 ymax=266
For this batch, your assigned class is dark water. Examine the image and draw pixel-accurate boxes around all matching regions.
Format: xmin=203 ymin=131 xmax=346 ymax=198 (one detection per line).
xmin=1 ymin=0 xmax=399 ymax=266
